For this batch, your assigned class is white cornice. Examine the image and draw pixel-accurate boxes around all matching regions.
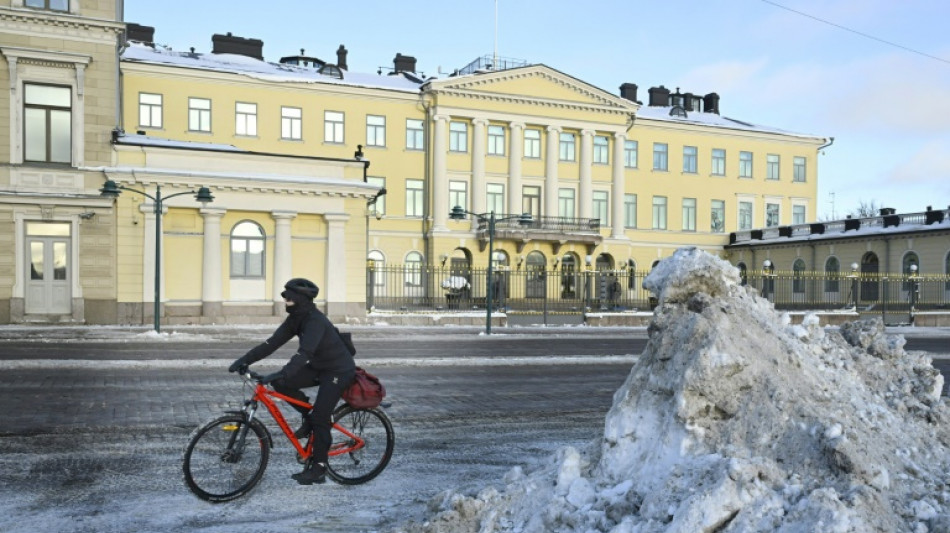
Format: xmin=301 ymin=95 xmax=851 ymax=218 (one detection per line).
xmin=0 ymin=8 xmax=123 ymax=37
xmin=0 ymin=46 xmax=91 ymax=67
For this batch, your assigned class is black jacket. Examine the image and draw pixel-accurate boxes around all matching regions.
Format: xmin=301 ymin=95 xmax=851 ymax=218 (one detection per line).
xmin=243 ymin=303 xmax=355 ymax=378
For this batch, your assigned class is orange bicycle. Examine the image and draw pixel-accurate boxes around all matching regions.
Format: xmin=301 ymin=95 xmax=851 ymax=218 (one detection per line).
xmin=183 ymin=370 xmax=395 ymax=502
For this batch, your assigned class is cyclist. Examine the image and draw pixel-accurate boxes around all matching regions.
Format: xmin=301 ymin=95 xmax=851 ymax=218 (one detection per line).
xmin=228 ymin=277 xmax=356 ymax=485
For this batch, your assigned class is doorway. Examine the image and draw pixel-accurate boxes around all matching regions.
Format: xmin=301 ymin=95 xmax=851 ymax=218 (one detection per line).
xmin=25 ymin=222 xmax=71 ymax=314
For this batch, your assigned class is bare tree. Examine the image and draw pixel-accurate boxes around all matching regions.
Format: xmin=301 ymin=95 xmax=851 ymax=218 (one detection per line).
xmin=849 ymin=200 xmax=882 ymax=218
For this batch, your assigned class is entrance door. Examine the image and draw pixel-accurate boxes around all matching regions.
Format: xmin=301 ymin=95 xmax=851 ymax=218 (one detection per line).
xmin=26 ymin=233 xmax=70 ymax=314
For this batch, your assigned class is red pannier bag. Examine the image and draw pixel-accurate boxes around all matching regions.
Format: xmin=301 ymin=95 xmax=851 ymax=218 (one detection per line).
xmin=342 ymin=367 xmax=386 ymax=409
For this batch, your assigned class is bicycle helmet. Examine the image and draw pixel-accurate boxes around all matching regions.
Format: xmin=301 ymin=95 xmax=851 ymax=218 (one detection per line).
xmin=283 ymin=278 xmax=319 ymax=300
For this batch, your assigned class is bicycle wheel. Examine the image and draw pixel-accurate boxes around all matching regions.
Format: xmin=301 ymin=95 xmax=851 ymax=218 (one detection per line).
xmin=183 ymin=413 xmax=270 ymax=502
xmin=326 ymin=406 xmax=395 ymax=485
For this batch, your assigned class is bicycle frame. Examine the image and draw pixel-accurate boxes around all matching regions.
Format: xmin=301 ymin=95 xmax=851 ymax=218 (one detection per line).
xmin=244 ymin=381 xmax=366 ymax=461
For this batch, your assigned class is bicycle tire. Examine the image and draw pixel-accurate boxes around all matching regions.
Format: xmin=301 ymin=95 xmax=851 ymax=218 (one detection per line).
xmin=183 ymin=413 xmax=270 ymax=502
xmin=326 ymin=405 xmax=395 ymax=485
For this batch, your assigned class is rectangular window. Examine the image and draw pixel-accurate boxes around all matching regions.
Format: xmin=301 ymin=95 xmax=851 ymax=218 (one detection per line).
xmin=366 ymin=115 xmax=386 ymax=147
xmin=592 ymin=191 xmax=608 ymax=223
xmin=793 ymin=205 xmax=806 ymax=225
xmin=652 ymin=196 xmax=667 ymax=229
xmin=711 ymin=148 xmax=726 ymax=176
xmin=559 ymin=132 xmax=575 ymax=161
xmin=406 ymin=179 xmax=423 ymax=217
xmin=449 ymin=181 xmax=468 ymax=211
xmin=25 ymin=0 xmax=68 ymax=11
xmin=793 ymin=156 xmax=807 ymax=182
xmin=682 ymin=198 xmax=696 ymax=231
xmin=624 ymin=194 xmax=637 ymax=228
xmin=281 ymin=106 xmax=302 ymax=140
xmin=188 ymin=97 xmax=211 ymax=132
xmin=683 ymin=146 xmax=697 ymax=173
xmin=235 ymin=102 xmax=256 ymax=136
xmin=558 ymin=188 xmax=575 ymax=218
xmin=487 ymin=125 xmax=505 ymax=155
xmin=766 ymin=203 xmax=780 ymax=227
xmin=524 ymin=129 xmax=541 ymax=158
xmin=711 ymin=200 xmax=725 ymax=233
xmin=653 ymin=143 xmax=668 ymax=171
xmin=24 ymin=84 xmax=71 ymax=164
xmin=324 ymin=111 xmax=344 ymax=143
xmin=624 ymin=140 xmax=638 ymax=168
xmin=449 ymin=121 xmax=468 ymax=152
xmin=767 ymin=154 xmax=780 ymax=180
xmin=367 ymin=177 xmax=386 ymax=215
xmin=138 ymin=93 xmax=162 ymax=128
xmin=739 ymin=151 xmax=753 ymax=178
xmin=593 ymin=135 xmax=609 ymax=164
xmin=406 ymin=119 xmax=424 ymax=150
xmin=739 ymin=201 xmax=753 ymax=230
xmin=522 ymin=186 xmax=541 ymax=216
xmin=486 ymin=183 xmax=505 ymax=214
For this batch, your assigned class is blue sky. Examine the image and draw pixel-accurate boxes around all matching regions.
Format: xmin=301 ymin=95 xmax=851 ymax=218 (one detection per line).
xmin=124 ymin=0 xmax=950 ymax=219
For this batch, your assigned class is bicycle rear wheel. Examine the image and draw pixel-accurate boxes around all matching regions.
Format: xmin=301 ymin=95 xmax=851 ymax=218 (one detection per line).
xmin=183 ymin=413 xmax=270 ymax=502
xmin=326 ymin=405 xmax=395 ymax=485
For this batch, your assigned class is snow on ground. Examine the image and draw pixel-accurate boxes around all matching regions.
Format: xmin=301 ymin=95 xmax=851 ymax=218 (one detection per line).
xmin=393 ymin=247 xmax=950 ymax=533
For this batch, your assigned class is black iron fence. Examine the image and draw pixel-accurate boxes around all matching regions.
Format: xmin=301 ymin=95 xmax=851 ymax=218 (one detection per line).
xmin=368 ymin=265 xmax=950 ymax=323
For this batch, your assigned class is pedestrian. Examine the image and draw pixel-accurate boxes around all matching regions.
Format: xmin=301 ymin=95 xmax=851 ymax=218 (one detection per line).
xmin=607 ymin=273 xmax=621 ymax=309
xmin=228 ymin=278 xmax=356 ymax=485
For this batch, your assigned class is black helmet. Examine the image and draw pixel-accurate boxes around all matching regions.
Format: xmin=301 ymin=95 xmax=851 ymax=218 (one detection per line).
xmin=283 ymin=278 xmax=319 ymax=300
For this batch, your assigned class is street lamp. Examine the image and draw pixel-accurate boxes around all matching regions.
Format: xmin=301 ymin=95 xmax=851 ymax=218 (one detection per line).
xmin=100 ymin=180 xmax=214 ymax=332
xmin=849 ymin=262 xmax=859 ymax=309
xmin=449 ymin=206 xmax=532 ymax=334
xmin=762 ymin=259 xmax=773 ymax=301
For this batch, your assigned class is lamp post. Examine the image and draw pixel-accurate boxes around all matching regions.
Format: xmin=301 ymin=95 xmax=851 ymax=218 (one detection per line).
xmin=762 ymin=259 xmax=773 ymax=301
xmin=909 ymin=263 xmax=919 ymax=324
xmin=100 ymin=180 xmax=214 ymax=332
xmin=849 ymin=262 xmax=859 ymax=310
xmin=449 ymin=206 xmax=531 ymax=335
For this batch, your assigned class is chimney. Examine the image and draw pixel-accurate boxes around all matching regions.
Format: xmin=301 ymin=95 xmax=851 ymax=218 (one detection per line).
xmin=336 ymin=44 xmax=348 ymax=70
xmin=619 ymin=83 xmax=638 ymax=103
xmin=648 ymin=85 xmax=670 ymax=107
xmin=393 ymin=53 xmax=416 ymax=74
xmin=126 ymin=23 xmax=155 ymax=46
xmin=703 ymin=92 xmax=720 ymax=114
xmin=683 ymin=92 xmax=697 ymax=111
xmin=211 ymin=32 xmax=264 ymax=61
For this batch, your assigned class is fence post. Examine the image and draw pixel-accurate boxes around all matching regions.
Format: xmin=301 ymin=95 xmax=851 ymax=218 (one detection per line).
xmin=367 ymin=261 xmax=375 ymax=310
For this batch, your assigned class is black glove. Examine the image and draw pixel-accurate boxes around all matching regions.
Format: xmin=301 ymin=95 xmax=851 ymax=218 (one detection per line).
xmin=260 ymin=372 xmax=284 ymax=385
xmin=228 ymin=356 xmax=250 ymax=374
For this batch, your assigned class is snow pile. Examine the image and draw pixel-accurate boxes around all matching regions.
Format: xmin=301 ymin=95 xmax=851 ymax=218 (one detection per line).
xmin=394 ymin=247 xmax=950 ymax=533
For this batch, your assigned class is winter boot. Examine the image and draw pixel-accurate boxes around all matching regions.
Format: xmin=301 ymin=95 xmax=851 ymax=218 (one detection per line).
xmin=293 ymin=415 xmax=312 ymax=439
xmin=291 ymin=461 xmax=326 ymax=485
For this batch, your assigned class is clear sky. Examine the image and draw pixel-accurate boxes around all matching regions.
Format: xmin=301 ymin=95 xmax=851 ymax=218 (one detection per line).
xmin=124 ymin=0 xmax=950 ymax=220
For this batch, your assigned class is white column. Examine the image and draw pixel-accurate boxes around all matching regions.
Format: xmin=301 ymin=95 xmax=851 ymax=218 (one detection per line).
xmin=545 ymin=125 xmax=560 ymax=219
xmin=323 ymin=213 xmax=350 ymax=318
xmin=579 ymin=129 xmax=594 ymax=219
xmin=471 ymin=118 xmax=488 ymax=230
xmin=140 ymin=203 xmax=167 ymax=303
xmin=271 ymin=211 xmax=297 ymax=305
xmin=432 ymin=115 xmax=449 ymax=231
xmin=507 ymin=121 xmax=524 ymax=215
xmin=200 ymin=207 xmax=226 ymax=315
xmin=612 ymin=132 xmax=627 ymax=238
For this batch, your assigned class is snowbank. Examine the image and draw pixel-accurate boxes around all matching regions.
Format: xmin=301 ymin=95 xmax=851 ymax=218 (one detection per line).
xmin=394 ymin=247 xmax=950 ymax=533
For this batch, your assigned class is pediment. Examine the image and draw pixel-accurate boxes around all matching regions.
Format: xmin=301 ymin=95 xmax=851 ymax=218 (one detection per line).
xmin=428 ymin=65 xmax=637 ymax=112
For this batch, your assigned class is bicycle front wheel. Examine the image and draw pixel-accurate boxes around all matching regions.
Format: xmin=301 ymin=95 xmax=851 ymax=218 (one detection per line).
xmin=183 ymin=414 xmax=270 ymax=502
xmin=326 ymin=406 xmax=395 ymax=485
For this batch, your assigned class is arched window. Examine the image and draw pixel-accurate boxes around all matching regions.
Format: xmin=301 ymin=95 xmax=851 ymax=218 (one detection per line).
xmin=793 ymin=258 xmax=806 ymax=294
xmin=560 ymin=253 xmax=580 ymax=299
xmin=525 ymin=251 xmax=546 ymax=298
xmin=368 ymin=250 xmax=385 ymax=287
xmin=860 ymin=252 xmax=879 ymax=301
xmin=405 ymin=252 xmax=423 ymax=287
xmin=824 ymin=257 xmax=840 ymax=292
xmin=230 ymin=221 xmax=265 ymax=279
xmin=526 ymin=251 xmax=545 ymax=271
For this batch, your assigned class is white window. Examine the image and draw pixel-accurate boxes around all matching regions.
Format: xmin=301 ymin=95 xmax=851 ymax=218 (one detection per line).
xmin=593 ymin=135 xmax=609 ymax=164
xmin=487 ymin=125 xmax=505 ymax=155
xmin=524 ymin=129 xmax=541 ymax=158
xmin=683 ymin=146 xmax=697 ymax=173
xmin=624 ymin=140 xmax=638 ymax=168
xmin=712 ymin=148 xmax=726 ymax=176
xmin=449 ymin=121 xmax=467 ymax=152
xmin=711 ymin=200 xmax=725 ymax=233
xmin=767 ymin=154 xmax=780 ymax=180
xmin=739 ymin=201 xmax=753 ymax=230
xmin=406 ymin=179 xmax=423 ymax=217
xmin=325 ymin=111 xmax=344 ymax=143
xmin=559 ymin=132 xmax=575 ymax=161
xmin=230 ymin=221 xmax=265 ymax=278
xmin=558 ymin=188 xmax=575 ymax=218
xmin=24 ymin=84 xmax=71 ymax=164
xmin=26 ymin=0 xmax=69 ymax=11
xmin=367 ymin=177 xmax=386 ymax=215
xmin=653 ymin=143 xmax=668 ymax=171
xmin=366 ymin=115 xmax=386 ymax=147
xmin=487 ymin=183 xmax=504 ymax=214
xmin=235 ymin=102 xmax=256 ymax=136
xmin=624 ymin=194 xmax=637 ymax=228
xmin=188 ymin=97 xmax=211 ymax=132
xmin=766 ymin=203 xmax=780 ymax=227
xmin=652 ymin=196 xmax=667 ymax=229
xmin=739 ymin=151 xmax=753 ymax=178
xmin=281 ymin=106 xmax=302 ymax=140
xmin=139 ymin=93 xmax=162 ymax=128
xmin=592 ymin=191 xmax=608 ymax=223
xmin=682 ymin=198 xmax=696 ymax=231
xmin=793 ymin=205 xmax=806 ymax=224
xmin=793 ymin=156 xmax=807 ymax=182
xmin=406 ymin=119 xmax=424 ymax=150
xmin=405 ymin=252 xmax=423 ymax=286
xmin=449 ymin=181 xmax=468 ymax=211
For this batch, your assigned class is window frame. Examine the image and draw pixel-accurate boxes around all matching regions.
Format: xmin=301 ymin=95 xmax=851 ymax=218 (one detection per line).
xmin=766 ymin=154 xmax=780 ymax=180
xmin=449 ymin=121 xmax=468 ymax=152
xmin=652 ymin=142 xmax=668 ymax=171
xmin=449 ymin=180 xmax=468 ymax=211
xmin=559 ymin=132 xmax=575 ymax=161
xmin=711 ymin=148 xmax=726 ymax=176
xmin=23 ymin=83 xmax=72 ymax=164
xmin=792 ymin=204 xmax=806 ymax=225
xmin=138 ymin=92 xmax=163 ymax=129
xmin=406 ymin=119 xmax=424 ymax=150
xmin=366 ymin=115 xmax=386 ymax=147
xmin=229 ymin=221 xmax=266 ymax=279
xmin=487 ymin=125 xmax=505 ymax=156
xmin=593 ymin=135 xmax=609 ymax=165
xmin=405 ymin=179 xmax=424 ymax=217
xmin=739 ymin=151 xmax=753 ymax=178
xmin=592 ymin=190 xmax=608 ymax=224
xmin=367 ymin=176 xmax=386 ymax=215
xmin=486 ymin=183 xmax=505 ymax=214
xmin=324 ymin=111 xmax=345 ymax=143
xmin=558 ymin=188 xmax=576 ymax=218
xmin=187 ymin=97 xmax=212 ymax=132
xmin=711 ymin=199 xmax=725 ymax=233
xmin=652 ymin=196 xmax=667 ymax=230
xmin=624 ymin=140 xmax=638 ymax=168
xmin=524 ymin=128 xmax=541 ymax=159
xmin=25 ymin=0 xmax=68 ymax=11
xmin=738 ymin=200 xmax=753 ymax=230
xmin=682 ymin=198 xmax=697 ymax=232
xmin=280 ymin=106 xmax=302 ymax=140
xmin=235 ymin=101 xmax=257 ymax=136
xmin=793 ymin=156 xmax=807 ymax=182
xmin=624 ymin=194 xmax=637 ymax=229
xmin=683 ymin=146 xmax=698 ymax=174
xmin=766 ymin=202 xmax=781 ymax=227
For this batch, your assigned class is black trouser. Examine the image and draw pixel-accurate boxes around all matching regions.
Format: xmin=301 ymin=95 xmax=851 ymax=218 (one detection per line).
xmin=274 ymin=367 xmax=355 ymax=464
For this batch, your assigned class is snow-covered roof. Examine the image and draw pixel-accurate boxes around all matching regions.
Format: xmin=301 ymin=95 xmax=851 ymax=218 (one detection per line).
xmin=121 ymin=43 xmax=424 ymax=93
xmin=635 ymin=104 xmax=823 ymax=139
xmin=729 ymin=209 xmax=950 ymax=246
xmin=115 ymin=132 xmax=246 ymax=152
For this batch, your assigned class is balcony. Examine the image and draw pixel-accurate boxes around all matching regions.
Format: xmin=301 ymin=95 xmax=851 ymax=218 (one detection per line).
xmin=475 ymin=214 xmax=602 ymax=254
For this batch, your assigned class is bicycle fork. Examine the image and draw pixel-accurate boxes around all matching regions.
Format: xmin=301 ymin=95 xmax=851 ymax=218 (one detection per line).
xmin=222 ymin=401 xmax=259 ymax=463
